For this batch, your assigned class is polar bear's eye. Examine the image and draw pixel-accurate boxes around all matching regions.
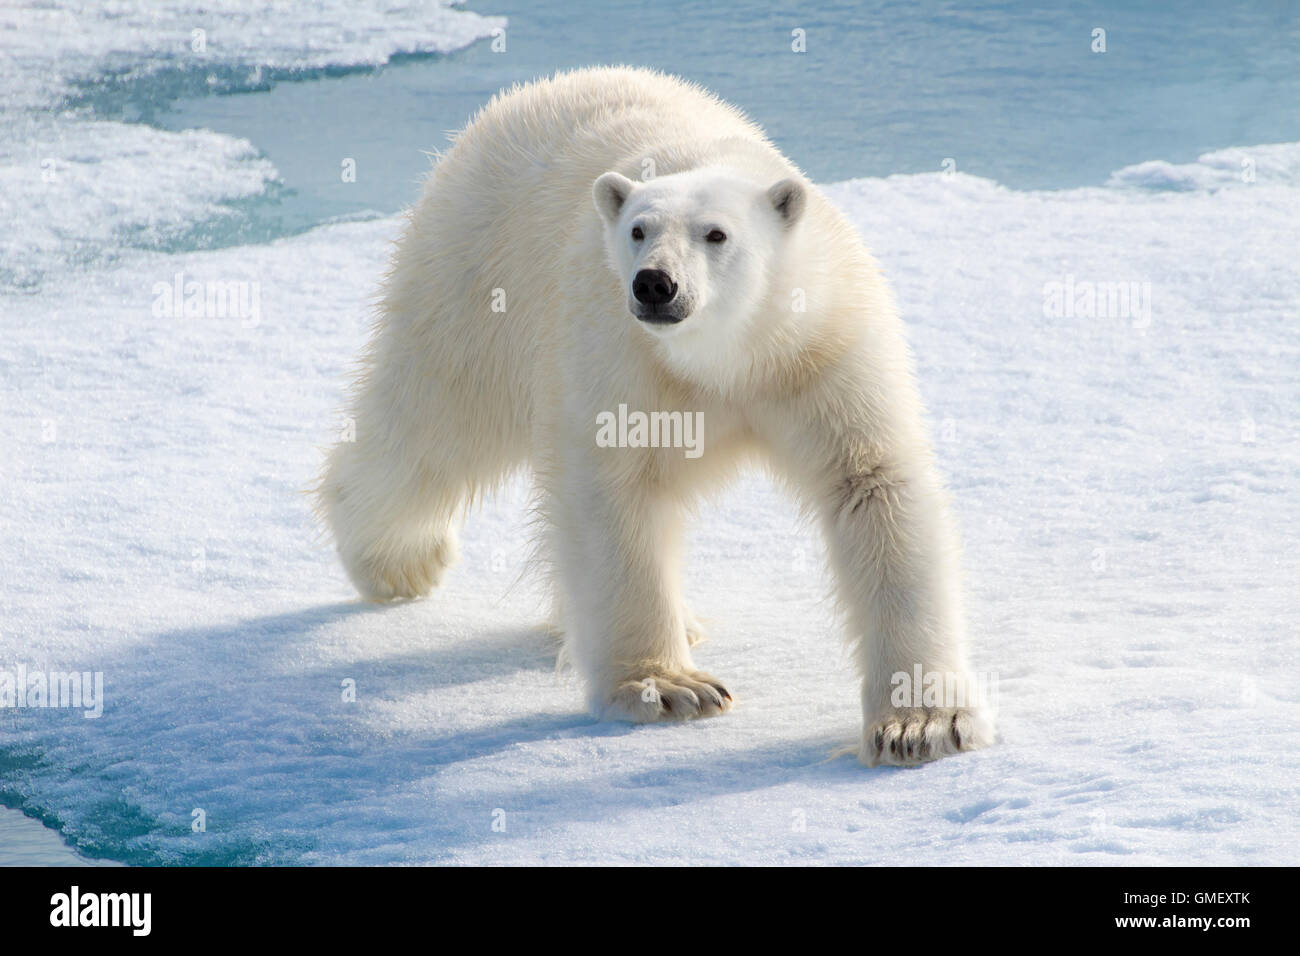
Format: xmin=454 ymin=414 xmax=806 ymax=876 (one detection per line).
xmin=631 ymin=226 xmax=644 ymax=241
xmin=706 ymin=229 xmax=727 ymax=243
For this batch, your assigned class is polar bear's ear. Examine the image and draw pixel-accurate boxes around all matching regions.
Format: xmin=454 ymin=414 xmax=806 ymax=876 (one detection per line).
xmin=593 ymin=171 xmax=637 ymax=225
xmin=767 ymin=179 xmax=806 ymax=228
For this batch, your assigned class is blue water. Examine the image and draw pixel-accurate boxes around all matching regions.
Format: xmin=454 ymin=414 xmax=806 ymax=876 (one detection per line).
xmin=67 ymin=0 xmax=1300 ymax=251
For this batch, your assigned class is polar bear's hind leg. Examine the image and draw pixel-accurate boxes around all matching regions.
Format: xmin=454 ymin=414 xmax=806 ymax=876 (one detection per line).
xmin=319 ymin=342 xmax=527 ymax=603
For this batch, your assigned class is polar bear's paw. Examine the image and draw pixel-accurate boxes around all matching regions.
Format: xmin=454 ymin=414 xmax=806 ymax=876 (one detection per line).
xmin=606 ymin=668 xmax=733 ymax=722
xmin=860 ymin=708 xmax=994 ymax=767
xmin=346 ymin=534 xmax=459 ymax=603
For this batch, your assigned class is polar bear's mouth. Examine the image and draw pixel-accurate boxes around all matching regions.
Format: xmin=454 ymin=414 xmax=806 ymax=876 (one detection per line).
xmin=634 ymin=304 xmax=688 ymax=326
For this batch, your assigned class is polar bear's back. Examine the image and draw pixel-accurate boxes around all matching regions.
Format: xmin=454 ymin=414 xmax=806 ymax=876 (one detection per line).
xmin=402 ymin=67 xmax=780 ymax=292
xmin=441 ymin=66 xmax=771 ymax=200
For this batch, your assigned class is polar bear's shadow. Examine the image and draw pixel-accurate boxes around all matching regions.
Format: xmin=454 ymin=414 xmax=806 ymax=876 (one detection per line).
xmin=149 ymin=600 xmax=861 ymax=840
xmin=173 ymin=599 xmax=563 ymax=694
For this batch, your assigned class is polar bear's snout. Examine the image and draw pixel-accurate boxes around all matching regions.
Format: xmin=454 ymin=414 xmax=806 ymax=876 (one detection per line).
xmin=632 ymin=268 xmax=677 ymax=305
xmin=631 ymin=268 xmax=684 ymax=324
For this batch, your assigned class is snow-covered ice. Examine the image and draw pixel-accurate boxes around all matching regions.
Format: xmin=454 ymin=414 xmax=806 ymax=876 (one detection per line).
xmin=3 ymin=140 xmax=1297 ymax=864
xmin=0 ymin=0 xmax=504 ymax=291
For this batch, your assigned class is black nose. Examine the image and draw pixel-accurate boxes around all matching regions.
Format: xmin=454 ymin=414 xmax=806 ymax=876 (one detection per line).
xmin=632 ymin=269 xmax=677 ymax=305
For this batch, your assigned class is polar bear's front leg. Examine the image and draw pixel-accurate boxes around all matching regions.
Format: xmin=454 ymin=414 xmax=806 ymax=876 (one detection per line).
xmin=819 ymin=460 xmax=995 ymax=766
xmin=552 ymin=469 xmax=732 ymax=722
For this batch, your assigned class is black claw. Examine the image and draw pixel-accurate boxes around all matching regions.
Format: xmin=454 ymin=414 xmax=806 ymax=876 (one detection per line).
xmin=951 ymin=713 xmax=962 ymax=749
xmin=660 ymin=695 xmax=672 ymax=712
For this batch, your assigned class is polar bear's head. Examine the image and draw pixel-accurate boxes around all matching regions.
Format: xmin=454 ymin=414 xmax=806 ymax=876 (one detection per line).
xmin=592 ymin=167 xmax=806 ymax=341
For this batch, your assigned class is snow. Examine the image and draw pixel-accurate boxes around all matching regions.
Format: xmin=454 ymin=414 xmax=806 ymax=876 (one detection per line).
xmin=1105 ymin=142 xmax=1300 ymax=192
xmin=2 ymin=141 xmax=1297 ymax=864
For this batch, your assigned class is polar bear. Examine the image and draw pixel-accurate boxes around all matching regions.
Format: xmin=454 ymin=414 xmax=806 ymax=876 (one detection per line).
xmin=316 ymin=66 xmax=994 ymax=766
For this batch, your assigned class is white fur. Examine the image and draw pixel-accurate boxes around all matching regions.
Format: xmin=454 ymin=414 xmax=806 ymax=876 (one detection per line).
xmin=316 ymin=67 xmax=995 ymax=766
